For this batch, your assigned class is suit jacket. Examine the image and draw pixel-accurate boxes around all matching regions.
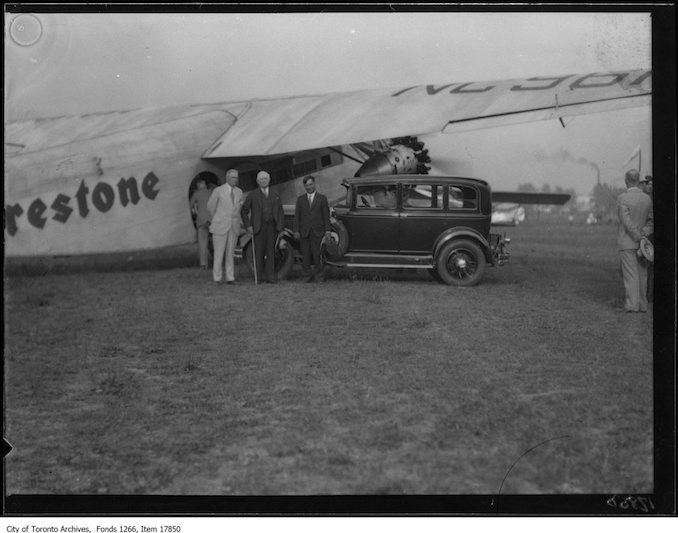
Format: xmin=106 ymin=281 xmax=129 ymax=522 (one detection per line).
xmin=294 ymin=192 xmax=331 ymax=238
xmin=617 ymin=187 xmax=653 ymax=250
xmin=241 ymin=187 xmax=285 ymax=234
xmin=207 ymin=184 xmax=243 ymax=235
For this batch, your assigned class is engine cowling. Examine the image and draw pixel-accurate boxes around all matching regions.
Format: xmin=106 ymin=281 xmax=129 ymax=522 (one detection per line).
xmin=355 ymin=136 xmax=431 ymax=176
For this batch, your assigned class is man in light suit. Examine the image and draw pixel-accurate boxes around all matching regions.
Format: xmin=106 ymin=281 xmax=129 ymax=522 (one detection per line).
xmin=241 ymin=171 xmax=285 ymax=283
xmin=617 ymin=169 xmax=653 ymax=312
xmin=293 ymin=175 xmax=332 ymax=282
xmin=207 ymin=169 xmax=243 ymax=284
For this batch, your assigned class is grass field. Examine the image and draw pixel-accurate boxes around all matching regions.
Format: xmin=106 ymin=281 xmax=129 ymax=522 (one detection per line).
xmin=4 ymin=218 xmax=654 ymax=498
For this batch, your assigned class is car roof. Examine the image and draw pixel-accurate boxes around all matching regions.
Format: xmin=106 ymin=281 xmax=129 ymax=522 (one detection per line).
xmin=345 ymin=174 xmax=490 ymax=188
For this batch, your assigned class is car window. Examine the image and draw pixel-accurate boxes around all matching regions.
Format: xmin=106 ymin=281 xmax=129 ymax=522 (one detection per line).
xmin=402 ymin=184 xmax=443 ymax=210
xmin=448 ymin=185 xmax=478 ymax=210
xmin=355 ymin=184 xmax=397 ymax=209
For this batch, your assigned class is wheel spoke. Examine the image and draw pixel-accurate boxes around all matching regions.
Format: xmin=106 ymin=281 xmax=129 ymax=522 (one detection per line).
xmin=447 ymin=249 xmax=477 ymax=279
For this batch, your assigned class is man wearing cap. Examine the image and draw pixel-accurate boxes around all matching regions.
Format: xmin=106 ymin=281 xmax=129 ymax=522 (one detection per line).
xmin=207 ymin=169 xmax=243 ymax=284
xmin=241 ymin=171 xmax=285 ymax=283
xmin=293 ymin=175 xmax=332 ymax=282
xmin=616 ymin=169 xmax=653 ymax=312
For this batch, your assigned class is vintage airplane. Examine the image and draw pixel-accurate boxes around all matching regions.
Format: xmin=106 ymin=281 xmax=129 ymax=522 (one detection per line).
xmin=4 ymin=13 xmax=651 ymax=259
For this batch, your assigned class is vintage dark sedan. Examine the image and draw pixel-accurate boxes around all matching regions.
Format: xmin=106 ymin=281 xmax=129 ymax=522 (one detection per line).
xmin=240 ymin=175 xmax=509 ymax=285
xmin=319 ymin=175 xmax=510 ymax=286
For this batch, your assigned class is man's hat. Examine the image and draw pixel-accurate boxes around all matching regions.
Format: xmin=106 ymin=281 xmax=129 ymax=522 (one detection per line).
xmin=640 ymin=175 xmax=653 ymax=183
xmin=639 ymin=236 xmax=654 ymax=262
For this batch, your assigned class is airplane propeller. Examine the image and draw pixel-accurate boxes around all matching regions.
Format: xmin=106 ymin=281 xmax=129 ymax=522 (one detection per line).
xmin=354 ymin=136 xmax=431 ymax=177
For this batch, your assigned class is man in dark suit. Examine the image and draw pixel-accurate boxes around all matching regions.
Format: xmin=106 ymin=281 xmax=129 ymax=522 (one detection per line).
xmin=241 ymin=171 xmax=285 ymax=283
xmin=617 ymin=169 xmax=653 ymax=312
xmin=293 ymin=175 xmax=332 ymax=282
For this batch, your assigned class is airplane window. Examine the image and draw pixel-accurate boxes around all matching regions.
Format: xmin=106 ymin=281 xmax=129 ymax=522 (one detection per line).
xmin=293 ymin=159 xmax=318 ymax=176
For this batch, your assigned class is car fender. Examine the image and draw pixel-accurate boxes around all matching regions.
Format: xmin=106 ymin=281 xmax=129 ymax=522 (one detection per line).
xmin=238 ymin=228 xmax=299 ymax=251
xmin=433 ymin=227 xmax=493 ymax=263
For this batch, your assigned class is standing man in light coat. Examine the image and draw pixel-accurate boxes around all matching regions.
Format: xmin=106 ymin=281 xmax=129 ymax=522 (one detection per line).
xmin=617 ymin=169 xmax=653 ymax=312
xmin=208 ymin=169 xmax=243 ymax=284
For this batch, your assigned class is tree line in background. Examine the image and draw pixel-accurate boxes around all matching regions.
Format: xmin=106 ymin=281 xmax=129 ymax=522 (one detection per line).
xmin=590 ymin=182 xmax=626 ymax=223
xmin=515 ymin=182 xmax=624 ymax=223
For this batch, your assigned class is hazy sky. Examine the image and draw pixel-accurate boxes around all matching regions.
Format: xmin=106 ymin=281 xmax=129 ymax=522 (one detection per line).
xmin=5 ymin=10 xmax=653 ymax=194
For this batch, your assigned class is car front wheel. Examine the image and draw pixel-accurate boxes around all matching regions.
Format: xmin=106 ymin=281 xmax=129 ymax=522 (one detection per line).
xmin=243 ymin=240 xmax=294 ymax=280
xmin=436 ymin=239 xmax=486 ymax=286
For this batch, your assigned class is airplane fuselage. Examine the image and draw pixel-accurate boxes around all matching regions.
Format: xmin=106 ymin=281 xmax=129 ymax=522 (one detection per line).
xmin=4 ymin=107 xmax=362 ymax=257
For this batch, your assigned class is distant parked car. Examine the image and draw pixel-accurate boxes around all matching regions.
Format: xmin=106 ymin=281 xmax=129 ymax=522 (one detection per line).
xmin=491 ymin=203 xmax=526 ymax=226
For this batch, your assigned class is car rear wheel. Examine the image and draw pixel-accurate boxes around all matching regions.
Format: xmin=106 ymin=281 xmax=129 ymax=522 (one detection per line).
xmin=436 ymin=239 xmax=486 ymax=286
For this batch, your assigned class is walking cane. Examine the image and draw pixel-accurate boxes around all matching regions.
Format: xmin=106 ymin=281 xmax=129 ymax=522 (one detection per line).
xmin=251 ymin=233 xmax=258 ymax=285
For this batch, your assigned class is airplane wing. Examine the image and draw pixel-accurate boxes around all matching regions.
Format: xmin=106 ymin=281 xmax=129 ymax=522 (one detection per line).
xmin=492 ymin=192 xmax=571 ymax=205
xmin=203 ymin=69 xmax=651 ymax=158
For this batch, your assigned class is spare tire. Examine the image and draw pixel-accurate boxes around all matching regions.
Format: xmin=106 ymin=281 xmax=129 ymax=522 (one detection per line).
xmin=323 ymin=218 xmax=349 ymax=261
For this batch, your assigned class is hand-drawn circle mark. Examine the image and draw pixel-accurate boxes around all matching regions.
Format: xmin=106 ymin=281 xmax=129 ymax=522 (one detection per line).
xmin=10 ymin=14 xmax=43 ymax=47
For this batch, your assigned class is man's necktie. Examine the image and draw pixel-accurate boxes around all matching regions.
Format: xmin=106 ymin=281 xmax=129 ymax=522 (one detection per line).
xmin=230 ymin=188 xmax=235 ymax=205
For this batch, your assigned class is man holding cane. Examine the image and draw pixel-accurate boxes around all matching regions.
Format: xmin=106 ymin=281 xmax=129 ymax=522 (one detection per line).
xmin=241 ymin=171 xmax=285 ymax=284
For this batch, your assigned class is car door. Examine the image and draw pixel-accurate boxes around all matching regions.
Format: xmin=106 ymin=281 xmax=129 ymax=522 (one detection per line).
xmin=398 ymin=183 xmax=448 ymax=253
xmin=342 ymin=183 xmax=399 ymax=252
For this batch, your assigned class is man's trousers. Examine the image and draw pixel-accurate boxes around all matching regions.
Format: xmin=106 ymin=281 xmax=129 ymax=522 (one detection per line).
xmin=254 ymin=221 xmax=277 ymax=282
xmin=212 ymin=230 xmax=238 ymax=282
xmin=619 ymin=249 xmax=648 ymax=312
xmin=197 ymin=224 xmax=210 ymax=267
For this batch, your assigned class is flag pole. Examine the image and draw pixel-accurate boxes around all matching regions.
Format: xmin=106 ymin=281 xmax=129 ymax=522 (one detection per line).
xmin=638 ymin=148 xmax=642 ymax=174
